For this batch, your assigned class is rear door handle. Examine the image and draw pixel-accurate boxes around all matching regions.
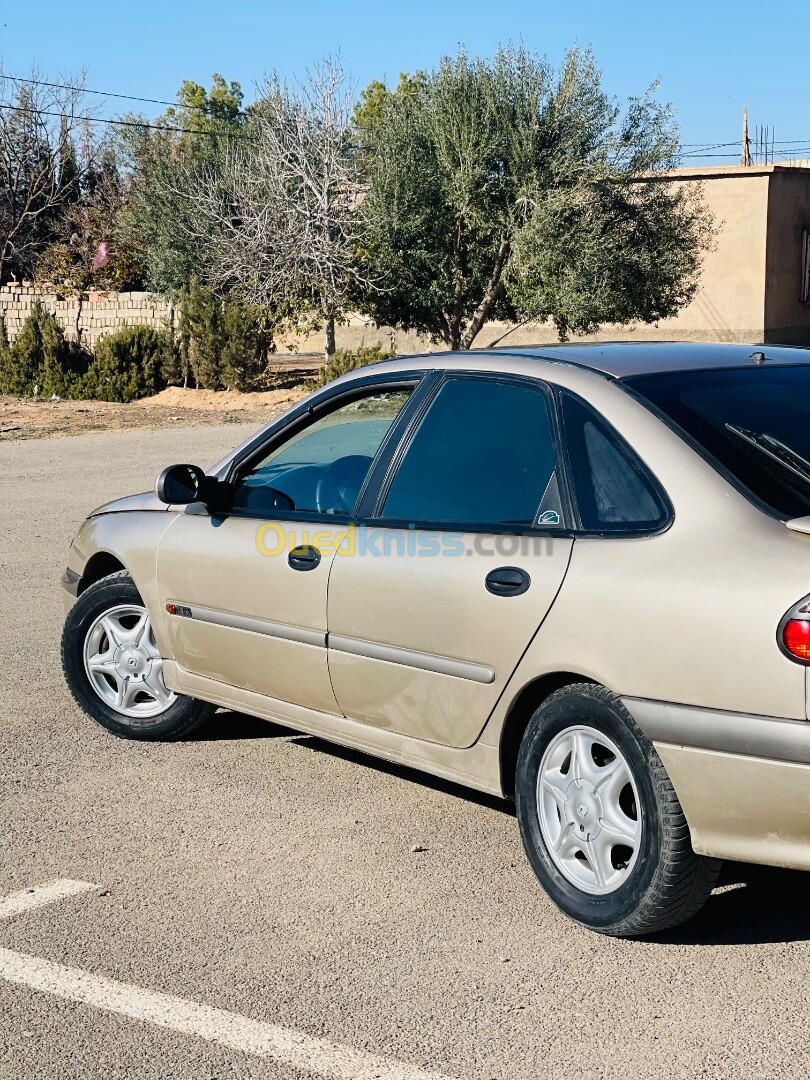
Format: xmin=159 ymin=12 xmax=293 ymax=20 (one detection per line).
xmin=485 ymin=566 xmax=531 ymax=596
xmin=288 ymin=545 xmax=321 ymax=571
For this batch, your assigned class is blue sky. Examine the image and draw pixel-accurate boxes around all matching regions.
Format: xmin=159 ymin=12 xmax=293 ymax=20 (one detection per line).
xmin=1 ymin=0 xmax=809 ymax=160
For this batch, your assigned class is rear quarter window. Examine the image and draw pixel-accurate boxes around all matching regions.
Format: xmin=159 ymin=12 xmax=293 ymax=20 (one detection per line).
xmin=560 ymin=393 xmax=671 ymax=535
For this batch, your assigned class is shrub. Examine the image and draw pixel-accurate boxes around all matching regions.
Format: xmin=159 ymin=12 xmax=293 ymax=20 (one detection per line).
xmin=0 ymin=304 xmax=90 ymax=397
xmin=305 ymin=342 xmax=394 ymax=389
xmin=173 ymin=280 xmax=271 ymax=391
xmin=219 ymin=297 xmax=272 ymax=391
xmin=176 ymin=279 xmax=221 ymax=389
xmin=80 ymin=326 xmax=169 ymax=402
xmin=0 ymin=316 xmax=10 ymax=383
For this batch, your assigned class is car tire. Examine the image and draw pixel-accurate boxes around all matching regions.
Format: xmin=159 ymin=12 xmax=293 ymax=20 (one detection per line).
xmin=515 ymin=682 xmax=721 ymax=937
xmin=61 ymin=570 xmax=211 ymax=741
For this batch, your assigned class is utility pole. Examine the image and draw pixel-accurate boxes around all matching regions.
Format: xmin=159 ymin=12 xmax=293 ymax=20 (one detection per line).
xmin=741 ymin=105 xmax=752 ymax=166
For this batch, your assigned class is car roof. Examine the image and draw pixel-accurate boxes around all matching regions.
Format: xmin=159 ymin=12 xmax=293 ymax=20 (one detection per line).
xmin=506 ymin=341 xmax=810 ymax=378
xmin=376 ymin=341 xmax=810 ymax=380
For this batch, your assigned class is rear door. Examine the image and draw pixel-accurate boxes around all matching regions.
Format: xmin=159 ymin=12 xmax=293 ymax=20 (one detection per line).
xmin=326 ymin=372 xmax=574 ymax=748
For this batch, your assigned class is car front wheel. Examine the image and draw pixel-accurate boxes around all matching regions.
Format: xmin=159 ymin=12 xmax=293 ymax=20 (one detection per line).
xmin=61 ymin=570 xmax=211 ymax=740
xmin=515 ymin=683 xmax=721 ymax=937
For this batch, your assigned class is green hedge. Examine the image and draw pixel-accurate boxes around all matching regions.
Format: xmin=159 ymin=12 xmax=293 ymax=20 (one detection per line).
xmin=81 ymin=326 xmax=169 ymax=402
xmin=0 ymin=304 xmax=89 ymax=398
xmin=170 ymin=280 xmax=271 ymax=391
xmin=0 ymin=308 xmax=171 ymax=403
xmin=0 ymin=284 xmax=275 ymax=401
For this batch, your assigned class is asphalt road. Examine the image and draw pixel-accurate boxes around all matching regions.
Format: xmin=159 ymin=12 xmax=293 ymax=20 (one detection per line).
xmin=2 ymin=426 xmax=810 ymax=1080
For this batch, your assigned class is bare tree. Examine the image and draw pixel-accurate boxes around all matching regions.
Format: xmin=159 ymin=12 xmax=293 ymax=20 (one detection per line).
xmin=178 ymin=60 xmax=374 ymax=362
xmin=0 ymin=69 xmax=96 ymax=284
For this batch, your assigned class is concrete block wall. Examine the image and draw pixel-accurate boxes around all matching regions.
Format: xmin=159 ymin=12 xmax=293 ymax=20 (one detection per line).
xmin=0 ymin=284 xmax=174 ymax=350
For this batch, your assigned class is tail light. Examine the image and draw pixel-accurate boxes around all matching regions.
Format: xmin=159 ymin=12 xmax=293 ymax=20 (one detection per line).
xmin=779 ymin=597 xmax=810 ymax=664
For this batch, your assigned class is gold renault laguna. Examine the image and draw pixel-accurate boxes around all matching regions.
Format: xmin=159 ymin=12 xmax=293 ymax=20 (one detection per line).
xmin=61 ymin=343 xmax=810 ymax=936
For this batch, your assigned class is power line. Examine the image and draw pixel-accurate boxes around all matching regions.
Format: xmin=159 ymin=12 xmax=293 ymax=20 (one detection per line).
xmin=0 ymin=101 xmax=245 ymax=139
xmin=678 ymin=152 xmax=810 ymax=160
xmin=2 ymin=73 xmax=810 ymax=157
xmin=0 ymin=74 xmax=753 ymax=144
xmin=680 ymin=142 xmax=738 ymax=151
xmin=0 ymin=71 xmax=206 ymax=113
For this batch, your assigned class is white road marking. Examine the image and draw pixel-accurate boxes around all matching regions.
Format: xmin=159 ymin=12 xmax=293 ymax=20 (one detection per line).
xmin=0 ymin=880 xmax=97 ymax=920
xmin=0 ymin=883 xmax=454 ymax=1080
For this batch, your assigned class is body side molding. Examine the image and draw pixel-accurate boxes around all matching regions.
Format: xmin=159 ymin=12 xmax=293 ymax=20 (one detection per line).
xmin=328 ymin=633 xmax=496 ymax=684
xmin=623 ymin=696 xmax=810 ymax=765
xmin=166 ymin=602 xmax=496 ymax=684
xmin=167 ymin=602 xmax=326 ymax=649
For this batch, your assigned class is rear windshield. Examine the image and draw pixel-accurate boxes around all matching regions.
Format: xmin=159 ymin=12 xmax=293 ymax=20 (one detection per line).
xmin=624 ymin=365 xmax=810 ymax=520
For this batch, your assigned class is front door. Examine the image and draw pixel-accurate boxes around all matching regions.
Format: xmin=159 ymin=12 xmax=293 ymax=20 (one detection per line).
xmin=156 ymin=384 xmax=414 ymax=713
xmin=326 ymin=374 xmax=574 ymax=748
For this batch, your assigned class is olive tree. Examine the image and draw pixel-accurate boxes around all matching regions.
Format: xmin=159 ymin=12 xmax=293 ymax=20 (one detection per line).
xmin=359 ymin=46 xmax=713 ymax=348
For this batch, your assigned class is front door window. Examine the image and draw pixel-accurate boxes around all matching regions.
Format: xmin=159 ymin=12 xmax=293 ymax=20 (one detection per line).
xmin=232 ymin=389 xmax=412 ymax=517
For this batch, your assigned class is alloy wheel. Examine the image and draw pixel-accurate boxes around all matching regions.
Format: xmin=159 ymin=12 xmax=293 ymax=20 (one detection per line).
xmin=82 ymin=604 xmax=176 ymax=720
xmin=536 ymin=724 xmax=641 ymax=895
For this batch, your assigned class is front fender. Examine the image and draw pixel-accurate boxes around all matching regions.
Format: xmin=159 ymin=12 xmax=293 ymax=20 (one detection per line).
xmin=64 ymin=511 xmax=178 ymax=658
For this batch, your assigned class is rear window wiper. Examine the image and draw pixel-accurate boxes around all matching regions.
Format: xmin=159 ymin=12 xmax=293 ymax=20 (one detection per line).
xmin=724 ymin=424 xmax=810 ymax=488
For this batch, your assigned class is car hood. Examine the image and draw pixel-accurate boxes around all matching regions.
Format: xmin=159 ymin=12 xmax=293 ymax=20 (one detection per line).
xmin=88 ymin=491 xmax=167 ymax=517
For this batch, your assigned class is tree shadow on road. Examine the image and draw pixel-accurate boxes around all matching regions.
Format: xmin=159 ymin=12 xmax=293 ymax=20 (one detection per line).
xmin=650 ymin=862 xmax=810 ymax=946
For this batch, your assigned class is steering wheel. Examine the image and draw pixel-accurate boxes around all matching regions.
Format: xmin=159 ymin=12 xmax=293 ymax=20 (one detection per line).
xmin=233 ymin=482 xmax=295 ymax=514
xmin=314 ymin=455 xmax=373 ymax=514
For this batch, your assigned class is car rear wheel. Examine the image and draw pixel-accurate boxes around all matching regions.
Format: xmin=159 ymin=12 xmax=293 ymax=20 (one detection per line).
xmin=515 ymin=683 xmax=721 ymax=937
xmin=62 ymin=570 xmax=211 ymax=740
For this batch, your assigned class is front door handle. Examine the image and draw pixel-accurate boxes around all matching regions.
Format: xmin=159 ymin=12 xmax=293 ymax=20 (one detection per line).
xmin=485 ymin=566 xmax=531 ymax=596
xmin=288 ymin=545 xmax=321 ymax=572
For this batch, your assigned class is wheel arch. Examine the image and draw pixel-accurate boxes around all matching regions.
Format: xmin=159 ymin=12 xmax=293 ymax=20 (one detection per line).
xmin=78 ymin=551 xmax=127 ymax=594
xmin=499 ymin=672 xmax=598 ymax=799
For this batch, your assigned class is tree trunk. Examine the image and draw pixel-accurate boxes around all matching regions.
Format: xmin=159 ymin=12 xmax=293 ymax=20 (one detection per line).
xmin=459 ymin=236 xmax=511 ymax=350
xmin=450 ymin=217 xmax=464 ymax=351
xmin=74 ymin=292 xmax=84 ymax=344
xmin=324 ymin=312 xmax=336 ymax=364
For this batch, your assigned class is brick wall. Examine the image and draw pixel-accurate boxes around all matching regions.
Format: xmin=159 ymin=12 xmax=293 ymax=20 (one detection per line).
xmin=0 ymin=285 xmax=174 ymax=350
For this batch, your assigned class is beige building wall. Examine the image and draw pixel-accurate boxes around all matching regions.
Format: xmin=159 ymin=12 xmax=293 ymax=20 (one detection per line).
xmin=765 ymin=168 xmax=810 ymax=344
xmin=286 ymin=164 xmax=810 ymax=355
xmin=2 ymin=166 xmax=807 ymax=360
xmin=657 ymin=166 xmax=770 ymax=342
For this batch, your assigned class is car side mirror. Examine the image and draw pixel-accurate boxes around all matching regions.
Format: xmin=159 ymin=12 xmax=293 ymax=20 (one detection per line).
xmin=155 ymin=463 xmax=208 ymax=505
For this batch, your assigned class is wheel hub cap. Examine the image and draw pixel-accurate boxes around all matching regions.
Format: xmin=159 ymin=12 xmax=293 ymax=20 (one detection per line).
xmin=83 ymin=603 xmax=176 ymax=721
xmin=536 ymin=724 xmax=642 ymax=896
xmin=565 ymin=781 xmax=603 ymax=841
xmin=114 ymin=644 xmax=151 ymax=681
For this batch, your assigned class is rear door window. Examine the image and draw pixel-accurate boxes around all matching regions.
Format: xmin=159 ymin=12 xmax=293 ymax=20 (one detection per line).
xmin=379 ymin=376 xmax=563 ymax=528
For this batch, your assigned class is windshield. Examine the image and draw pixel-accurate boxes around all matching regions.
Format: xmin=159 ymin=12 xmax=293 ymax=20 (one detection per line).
xmin=624 ymin=365 xmax=810 ymax=519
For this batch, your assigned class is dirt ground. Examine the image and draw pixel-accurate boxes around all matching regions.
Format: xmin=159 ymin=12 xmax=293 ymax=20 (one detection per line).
xmin=0 ymin=357 xmax=321 ymax=441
